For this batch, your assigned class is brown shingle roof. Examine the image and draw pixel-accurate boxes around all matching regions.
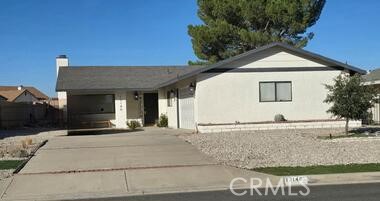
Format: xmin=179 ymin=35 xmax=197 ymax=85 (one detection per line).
xmin=0 ymin=89 xmax=28 ymax=102
xmin=56 ymin=66 xmax=203 ymax=91
xmin=0 ymin=86 xmax=48 ymax=100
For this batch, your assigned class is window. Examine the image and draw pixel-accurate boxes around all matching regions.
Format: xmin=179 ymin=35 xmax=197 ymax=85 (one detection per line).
xmin=259 ymin=81 xmax=292 ymax=102
xmin=167 ymin=91 xmax=174 ymax=107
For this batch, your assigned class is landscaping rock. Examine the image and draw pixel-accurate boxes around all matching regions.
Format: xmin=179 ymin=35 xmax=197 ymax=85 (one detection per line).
xmin=12 ymin=149 xmax=29 ymax=158
xmin=180 ymin=128 xmax=380 ymax=169
xmin=0 ymin=129 xmax=65 ymax=160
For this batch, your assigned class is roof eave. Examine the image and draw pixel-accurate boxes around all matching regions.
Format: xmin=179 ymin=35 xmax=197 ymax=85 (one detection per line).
xmin=56 ymin=87 xmax=158 ymax=92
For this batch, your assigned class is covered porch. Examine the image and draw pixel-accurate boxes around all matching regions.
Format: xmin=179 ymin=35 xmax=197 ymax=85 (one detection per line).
xmin=66 ymin=90 xmax=158 ymax=129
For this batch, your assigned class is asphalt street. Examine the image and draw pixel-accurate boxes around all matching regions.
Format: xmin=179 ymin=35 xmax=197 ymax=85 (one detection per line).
xmin=68 ymin=182 xmax=380 ymax=201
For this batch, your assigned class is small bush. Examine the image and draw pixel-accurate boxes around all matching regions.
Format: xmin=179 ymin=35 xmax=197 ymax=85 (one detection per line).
xmin=127 ymin=120 xmax=141 ymax=130
xmin=157 ymin=114 xmax=168 ymax=127
xmin=274 ymin=114 xmax=286 ymax=122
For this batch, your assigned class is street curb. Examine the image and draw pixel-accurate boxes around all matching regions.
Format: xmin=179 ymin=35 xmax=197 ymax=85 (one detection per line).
xmin=307 ymin=179 xmax=380 ymax=187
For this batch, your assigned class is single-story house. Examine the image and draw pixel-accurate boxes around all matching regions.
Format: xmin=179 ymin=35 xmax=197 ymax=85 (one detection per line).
xmin=362 ymin=69 xmax=380 ymax=123
xmin=56 ymin=42 xmax=365 ymax=132
xmin=0 ymin=86 xmax=49 ymax=103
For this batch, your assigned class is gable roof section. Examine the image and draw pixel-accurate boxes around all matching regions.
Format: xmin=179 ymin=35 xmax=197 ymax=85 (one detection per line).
xmin=156 ymin=42 xmax=366 ymax=88
xmin=362 ymin=68 xmax=380 ymax=83
xmin=0 ymin=86 xmax=48 ymax=100
xmin=56 ymin=66 xmax=203 ymax=91
xmin=0 ymin=89 xmax=38 ymax=102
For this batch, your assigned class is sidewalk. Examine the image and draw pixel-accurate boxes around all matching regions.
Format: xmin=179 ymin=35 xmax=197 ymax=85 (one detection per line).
xmin=2 ymin=167 xmax=380 ymax=200
xmin=0 ymin=166 xmax=275 ymax=201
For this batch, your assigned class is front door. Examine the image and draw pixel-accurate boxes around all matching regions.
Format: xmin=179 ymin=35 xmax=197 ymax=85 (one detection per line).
xmin=143 ymin=93 xmax=158 ymax=126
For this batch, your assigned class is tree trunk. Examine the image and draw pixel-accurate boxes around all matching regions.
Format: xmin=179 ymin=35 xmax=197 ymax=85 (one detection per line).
xmin=345 ymin=118 xmax=349 ymax=135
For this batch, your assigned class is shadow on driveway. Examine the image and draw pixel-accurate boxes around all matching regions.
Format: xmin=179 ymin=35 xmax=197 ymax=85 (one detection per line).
xmin=67 ymin=128 xmax=143 ymax=136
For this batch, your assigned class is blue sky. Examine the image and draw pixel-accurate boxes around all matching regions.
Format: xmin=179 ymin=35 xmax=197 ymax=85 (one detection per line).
xmin=0 ymin=0 xmax=379 ymax=96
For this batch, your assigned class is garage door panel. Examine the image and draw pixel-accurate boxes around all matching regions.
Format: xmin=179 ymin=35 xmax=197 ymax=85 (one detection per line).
xmin=179 ymin=88 xmax=195 ymax=129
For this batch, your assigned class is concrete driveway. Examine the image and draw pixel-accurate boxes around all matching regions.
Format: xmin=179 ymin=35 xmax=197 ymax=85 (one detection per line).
xmin=20 ymin=128 xmax=216 ymax=173
xmin=1 ymin=128 xmax=272 ymax=200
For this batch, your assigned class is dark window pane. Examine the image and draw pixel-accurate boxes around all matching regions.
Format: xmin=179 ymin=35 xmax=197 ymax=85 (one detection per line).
xmin=69 ymin=94 xmax=115 ymax=114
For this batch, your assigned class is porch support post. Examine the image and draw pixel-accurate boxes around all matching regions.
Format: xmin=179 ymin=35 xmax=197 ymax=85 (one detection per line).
xmin=114 ymin=91 xmax=128 ymax=128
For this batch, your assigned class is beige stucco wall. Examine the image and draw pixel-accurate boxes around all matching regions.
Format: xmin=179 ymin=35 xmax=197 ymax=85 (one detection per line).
xmin=158 ymin=87 xmax=178 ymax=128
xmin=195 ymin=48 xmax=344 ymax=124
xmin=371 ymin=102 xmax=380 ymax=123
xmin=369 ymin=85 xmax=380 ymax=124
xmin=158 ymin=78 xmax=196 ymax=128
xmin=111 ymin=91 xmax=127 ymax=128
xmin=111 ymin=91 xmax=143 ymax=127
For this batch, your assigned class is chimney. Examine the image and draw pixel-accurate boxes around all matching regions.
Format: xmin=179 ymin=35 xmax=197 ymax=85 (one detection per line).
xmin=56 ymin=55 xmax=69 ymax=75
xmin=56 ymin=55 xmax=69 ymax=124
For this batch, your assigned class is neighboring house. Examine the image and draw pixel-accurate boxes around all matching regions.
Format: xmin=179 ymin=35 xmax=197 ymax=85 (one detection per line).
xmin=56 ymin=42 xmax=365 ymax=132
xmin=0 ymin=95 xmax=6 ymax=102
xmin=0 ymin=86 xmax=49 ymax=103
xmin=362 ymin=69 xmax=380 ymax=123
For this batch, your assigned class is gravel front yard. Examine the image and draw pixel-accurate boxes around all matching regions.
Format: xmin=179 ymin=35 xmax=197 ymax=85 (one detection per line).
xmin=180 ymin=128 xmax=380 ymax=169
xmin=0 ymin=129 xmax=65 ymax=160
xmin=0 ymin=129 xmax=66 ymax=180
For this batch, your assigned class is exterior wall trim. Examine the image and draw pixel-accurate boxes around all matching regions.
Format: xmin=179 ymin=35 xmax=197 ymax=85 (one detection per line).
xmin=197 ymin=120 xmax=362 ymax=133
xmin=197 ymin=119 xmax=355 ymax=126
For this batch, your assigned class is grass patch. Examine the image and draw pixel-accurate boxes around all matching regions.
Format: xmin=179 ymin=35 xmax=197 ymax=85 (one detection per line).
xmin=0 ymin=160 xmax=24 ymax=170
xmin=253 ymin=163 xmax=380 ymax=176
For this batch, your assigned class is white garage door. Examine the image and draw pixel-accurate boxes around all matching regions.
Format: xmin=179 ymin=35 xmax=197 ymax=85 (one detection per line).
xmin=179 ymin=88 xmax=195 ymax=129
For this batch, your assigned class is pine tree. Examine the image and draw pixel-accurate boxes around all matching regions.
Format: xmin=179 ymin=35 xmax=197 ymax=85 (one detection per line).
xmin=188 ymin=0 xmax=326 ymax=64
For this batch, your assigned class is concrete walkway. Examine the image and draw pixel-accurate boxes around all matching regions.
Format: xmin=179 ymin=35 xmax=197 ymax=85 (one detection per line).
xmin=1 ymin=128 xmax=271 ymax=200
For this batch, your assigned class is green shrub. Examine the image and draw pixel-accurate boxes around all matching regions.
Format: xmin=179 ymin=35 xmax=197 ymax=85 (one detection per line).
xmin=157 ymin=114 xmax=168 ymax=127
xmin=127 ymin=120 xmax=141 ymax=130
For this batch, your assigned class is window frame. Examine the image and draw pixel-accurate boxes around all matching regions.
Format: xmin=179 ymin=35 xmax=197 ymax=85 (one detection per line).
xmin=167 ymin=91 xmax=173 ymax=107
xmin=259 ymin=81 xmax=292 ymax=102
